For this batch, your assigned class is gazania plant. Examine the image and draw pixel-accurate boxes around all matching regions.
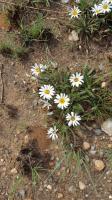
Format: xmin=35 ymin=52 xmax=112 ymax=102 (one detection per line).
xmin=31 ymin=63 xmax=112 ymax=144
xmin=64 ymin=0 xmax=112 ymax=41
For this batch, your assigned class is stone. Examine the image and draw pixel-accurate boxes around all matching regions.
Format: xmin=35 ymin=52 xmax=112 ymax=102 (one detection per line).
xmin=98 ymin=63 xmax=104 ymax=71
xmin=89 ymin=145 xmax=96 ymax=155
xmin=18 ymin=189 xmax=26 ymax=199
xmin=10 ymin=168 xmax=17 ymax=174
xmin=68 ymin=30 xmax=79 ymax=42
xmin=83 ymin=142 xmax=91 ymax=150
xmin=94 ymin=160 xmax=105 ymax=171
xmin=68 ymin=185 xmax=74 ymax=193
xmin=57 ymin=193 xmax=63 ymax=199
xmin=108 ymin=144 xmax=112 ymax=148
xmin=94 ymin=128 xmax=102 ymax=136
xmin=101 ymin=82 xmax=107 ymax=88
xmin=101 ymin=119 xmax=112 ymax=136
xmin=24 ymin=135 xmax=29 ymax=144
xmin=46 ymin=185 xmax=52 ymax=190
xmin=79 ymin=181 xmax=86 ymax=190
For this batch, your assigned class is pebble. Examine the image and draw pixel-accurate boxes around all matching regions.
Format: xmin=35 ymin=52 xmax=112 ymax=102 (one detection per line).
xmin=10 ymin=168 xmax=17 ymax=174
xmin=94 ymin=160 xmax=105 ymax=171
xmin=89 ymin=145 xmax=96 ymax=155
xmin=94 ymin=128 xmax=102 ymax=136
xmin=79 ymin=181 xmax=86 ymax=190
xmin=68 ymin=30 xmax=79 ymax=42
xmin=108 ymin=144 xmax=112 ymax=148
xmin=57 ymin=193 xmax=63 ymax=199
xmin=68 ymin=185 xmax=74 ymax=193
xmin=99 ymin=150 xmax=104 ymax=158
xmin=101 ymin=82 xmax=107 ymax=88
xmin=18 ymin=189 xmax=26 ymax=199
xmin=0 ymin=159 xmax=4 ymax=166
xmin=83 ymin=142 xmax=91 ymax=150
xmin=46 ymin=185 xmax=52 ymax=190
xmin=24 ymin=135 xmax=29 ymax=144
xmin=98 ymin=63 xmax=104 ymax=71
xmin=109 ymin=195 xmax=112 ymax=199
xmin=66 ymin=168 xmax=70 ymax=174
xmin=101 ymin=119 xmax=112 ymax=136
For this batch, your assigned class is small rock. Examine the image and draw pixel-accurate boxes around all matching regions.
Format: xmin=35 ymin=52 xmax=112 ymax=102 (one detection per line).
xmin=83 ymin=142 xmax=91 ymax=150
xmin=108 ymin=144 xmax=112 ymax=148
xmin=46 ymin=185 xmax=52 ymax=190
xmin=66 ymin=168 xmax=70 ymax=174
xmin=24 ymin=135 xmax=29 ymax=144
xmin=101 ymin=119 xmax=112 ymax=136
xmin=94 ymin=128 xmax=102 ymax=136
xmin=98 ymin=63 xmax=104 ymax=71
xmin=99 ymin=150 xmax=104 ymax=158
xmin=79 ymin=181 xmax=86 ymax=190
xmin=89 ymin=145 xmax=96 ymax=155
xmin=57 ymin=193 xmax=63 ymax=199
xmin=10 ymin=168 xmax=17 ymax=174
xmin=68 ymin=30 xmax=79 ymax=42
xmin=94 ymin=160 xmax=105 ymax=171
xmin=101 ymin=82 xmax=107 ymax=88
xmin=68 ymin=185 xmax=74 ymax=193
xmin=18 ymin=190 xmax=26 ymax=199
xmin=109 ymin=195 xmax=112 ymax=199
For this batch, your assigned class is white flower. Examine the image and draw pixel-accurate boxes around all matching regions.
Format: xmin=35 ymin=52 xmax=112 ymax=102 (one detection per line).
xmin=69 ymin=72 xmax=84 ymax=87
xmin=92 ymin=4 xmax=101 ymax=16
xmin=102 ymin=0 xmax=112 ymax=3
xmin=69 ymin=6 xmax=81 ymax=18
xmin=39 ymin=85 xmax=55 ymax=100
xmin=99 ymin=1 xmax=111 ymax=13
xmin=31 ymin=63 xmax=47 ymax=77
xmin=47 ymin=126 xmax=58 ymax=140
xmin=54 ymin=93 xmax=70 ymax=110
xmin=66 ymin=112 xmax=81 ymax=126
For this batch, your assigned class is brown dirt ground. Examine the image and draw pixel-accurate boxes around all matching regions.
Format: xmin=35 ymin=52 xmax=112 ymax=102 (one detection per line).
xmin=0 ymin=1 xmax=112 ymax=200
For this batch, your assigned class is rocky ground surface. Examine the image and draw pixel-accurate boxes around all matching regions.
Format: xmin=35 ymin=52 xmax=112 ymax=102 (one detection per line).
xmin=0 ymin=1 xmax=112 ymax=200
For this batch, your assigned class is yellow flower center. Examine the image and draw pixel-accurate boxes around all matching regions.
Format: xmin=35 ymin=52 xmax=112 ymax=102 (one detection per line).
xmin=71 ymin=116 xmax=75 ymax=121
xmin=59 ymin=98 xmax=65 ymax=104
xmin=74 ymin=77 xmax=79 ymax=82
xmin=72 ymin=9 xmax=78 ymax=17
xmin=35 ymin=67 xmax=41 ymax=73
xmin=103 ymin=4 xmax=108 ymax=10
xmin=44 ymin=89 xmax=50 ymax=95
xmin=96 ymin=9 xmax=100 ymax=14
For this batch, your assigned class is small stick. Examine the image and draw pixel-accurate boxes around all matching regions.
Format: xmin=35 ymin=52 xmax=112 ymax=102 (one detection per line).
xmin=0 ymin=64 xmax=4 ymax=104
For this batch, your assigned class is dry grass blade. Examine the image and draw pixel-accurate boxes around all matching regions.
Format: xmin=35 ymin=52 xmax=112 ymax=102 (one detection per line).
xmin=0 ymin=64 xmax=4 ymax=104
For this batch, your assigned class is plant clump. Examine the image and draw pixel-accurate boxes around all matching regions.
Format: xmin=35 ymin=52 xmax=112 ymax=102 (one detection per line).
xmin=30 ymin=62 xmax=112 ymax=145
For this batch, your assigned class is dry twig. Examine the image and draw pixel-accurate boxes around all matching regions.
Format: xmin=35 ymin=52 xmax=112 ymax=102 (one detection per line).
xmin=0 ymin=64 xmax=4 ymax=104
